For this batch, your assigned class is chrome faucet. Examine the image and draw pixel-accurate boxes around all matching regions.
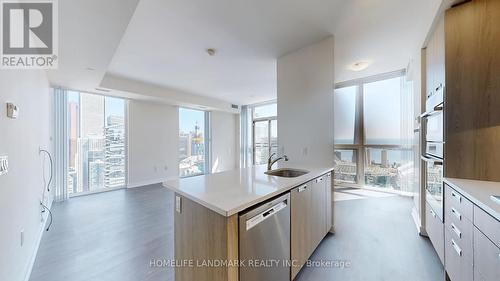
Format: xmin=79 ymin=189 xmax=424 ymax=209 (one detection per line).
xmin=267 ymin=153 xmax=289 ymax=171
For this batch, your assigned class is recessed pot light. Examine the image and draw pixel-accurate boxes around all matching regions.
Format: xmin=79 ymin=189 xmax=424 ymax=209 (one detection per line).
xmin=349 ymin=61 xmax=371 ymax=71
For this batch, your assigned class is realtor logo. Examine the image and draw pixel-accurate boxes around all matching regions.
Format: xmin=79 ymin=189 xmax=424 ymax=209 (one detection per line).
xmin=1 ymin=0 xmax=58 ymax=69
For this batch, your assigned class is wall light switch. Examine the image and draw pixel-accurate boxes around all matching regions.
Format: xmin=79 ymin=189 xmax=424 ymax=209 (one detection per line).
xmin=0 ymin=156 xmax=8 ymax=176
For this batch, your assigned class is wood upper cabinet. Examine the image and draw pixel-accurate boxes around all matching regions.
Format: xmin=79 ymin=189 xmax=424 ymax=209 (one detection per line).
xmin=426 ymin=15 xmax=445 ymax=100
xmin=445 ymin=0 xmax=500 ymax=181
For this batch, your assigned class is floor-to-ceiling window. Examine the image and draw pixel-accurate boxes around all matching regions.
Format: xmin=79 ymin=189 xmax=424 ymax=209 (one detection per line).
xmin=179 ymin=108 xmax=210 ymax=177
xmin=67 ymin=91 xmax=127 ymax=195
xmin=334 ymin=71 xmax=414 ymax=192
xmin=252 ymin=103 xmax=277 ymax=165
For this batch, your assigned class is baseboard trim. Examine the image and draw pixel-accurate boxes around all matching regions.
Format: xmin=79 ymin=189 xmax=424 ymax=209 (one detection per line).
xmin=24 ymin=196 xmax=53 ymax=281
xmin=127 ymin=177 xmax=176 ymax=189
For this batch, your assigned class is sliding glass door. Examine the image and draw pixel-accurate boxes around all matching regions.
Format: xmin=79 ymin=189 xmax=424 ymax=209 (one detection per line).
xmin=67 ymin=91 xmax=127 ymax=195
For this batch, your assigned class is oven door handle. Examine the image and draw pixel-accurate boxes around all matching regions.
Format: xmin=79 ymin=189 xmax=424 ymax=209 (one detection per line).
xmin=421 ymin=155 xmax=443 ymax=165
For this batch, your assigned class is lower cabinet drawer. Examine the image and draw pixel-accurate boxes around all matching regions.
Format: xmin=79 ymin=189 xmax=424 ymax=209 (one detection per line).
xmin=473 ymin=205 xmax=500 ymax=248
xmin=426 ymin=203 xmax=444 ymax=264
xmin=474 ymin=227 xmax=500 ymax=281
xmin=445 ymin=229 xmax=473 ymax=281
xmin=445 ymin=207 xmax=473 ymax=254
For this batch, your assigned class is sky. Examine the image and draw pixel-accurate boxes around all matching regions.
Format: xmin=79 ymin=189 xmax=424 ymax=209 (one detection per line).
xmin=179 ymin=107 xmax=205 ymax=133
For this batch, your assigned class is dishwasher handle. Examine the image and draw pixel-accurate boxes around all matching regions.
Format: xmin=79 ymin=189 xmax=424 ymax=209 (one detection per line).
xmin=245 ymin=200 xmax=288 ymax=230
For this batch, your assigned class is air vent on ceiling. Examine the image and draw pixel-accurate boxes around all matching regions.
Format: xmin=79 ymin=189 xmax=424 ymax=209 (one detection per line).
xmin=95 ymin=88 xmax=111 ymax=93
xmin=231 ymin=104 xmax=239 ymax=109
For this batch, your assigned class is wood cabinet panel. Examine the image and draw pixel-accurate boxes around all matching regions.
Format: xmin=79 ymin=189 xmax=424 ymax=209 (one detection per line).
xmin=445 ymin=0 xmax=500 ymax=181
xmin=311 ymin=176 xmax=327 ymax=246
xmin=291 ymin=174 xmax=331 ymax=280
xmin=174 ymin=194 xmax=238 ymax=281
xmin=291 ymin=181 xmax=313 ymax=279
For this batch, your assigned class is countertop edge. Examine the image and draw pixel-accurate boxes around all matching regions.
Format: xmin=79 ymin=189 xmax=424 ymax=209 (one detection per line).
xmin=444 ymin=178 xmax=500 ymax=222
xmin=163 ymin=167 xmax=334 ymax=217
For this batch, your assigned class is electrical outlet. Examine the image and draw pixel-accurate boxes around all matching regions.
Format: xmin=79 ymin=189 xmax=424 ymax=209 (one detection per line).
xmin=164 ymin=165 xmax=168 ymax=171
xmin=20 ymin=229 xmax=24 ymax=247
xmin=154 ymin=165 xmax=158 ymax=173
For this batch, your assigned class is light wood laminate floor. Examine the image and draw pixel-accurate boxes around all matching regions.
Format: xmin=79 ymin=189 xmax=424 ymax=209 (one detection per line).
xmin=30 ymin=185 xmax=443 ymax=281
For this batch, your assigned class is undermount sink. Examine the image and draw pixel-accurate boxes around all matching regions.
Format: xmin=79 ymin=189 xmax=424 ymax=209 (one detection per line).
xmin=265 ymin=168 xmax=309 ymax=178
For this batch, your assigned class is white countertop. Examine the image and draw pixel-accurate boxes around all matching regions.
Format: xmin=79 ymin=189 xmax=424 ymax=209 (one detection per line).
xmin=163 ymin=165 xmax=334 ymax=217
xmin=444 ymin=178 xmax=500 ymax=221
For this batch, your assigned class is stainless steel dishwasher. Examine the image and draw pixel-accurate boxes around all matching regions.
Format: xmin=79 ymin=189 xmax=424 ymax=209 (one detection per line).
xmin=239 ymin=192 xmax=290 ymax=281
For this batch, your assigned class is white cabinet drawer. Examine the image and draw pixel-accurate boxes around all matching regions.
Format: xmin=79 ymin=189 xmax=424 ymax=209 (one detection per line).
xmin=474 ymin=227 xmax=500 ymax=281
xmin=445 ymin=185 xmax=473 ymax=222
xmin=445 ymin=212 xmax=473 ymax=253
xmin=473 ymin=205 xmax=500 ymax=248
xmin=426 ymin=203 xmax=444 ymax=264
xmin=445 ymin=228 xmax=473 ymax=281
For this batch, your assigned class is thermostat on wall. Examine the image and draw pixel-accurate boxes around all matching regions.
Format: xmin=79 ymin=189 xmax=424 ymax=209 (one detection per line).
xmin=6 ymin=103 xmax=19 ymax=119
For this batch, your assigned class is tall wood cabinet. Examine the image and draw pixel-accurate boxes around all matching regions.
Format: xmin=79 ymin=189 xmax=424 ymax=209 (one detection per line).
xmin=426 ymin=16 xmax=446 ymax=98
xmin=445 ymin=0 xmax=500 ymax=182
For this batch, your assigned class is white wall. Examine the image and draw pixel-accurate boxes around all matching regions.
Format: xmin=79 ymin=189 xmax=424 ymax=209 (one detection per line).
xmin=211 ymin=111 xmax=238 ymax=173
xmin=277 ymin=36 xmax=335 ymax=167
xmin=0 ymin=70 xmax=52 ymax=281
xmin=127 ymin=100 xmax=179 ymax=187
xmin=128 ymin=101 xmax=240 ymax=187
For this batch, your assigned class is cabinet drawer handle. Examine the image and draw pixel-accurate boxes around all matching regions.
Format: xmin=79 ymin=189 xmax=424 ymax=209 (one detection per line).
xmin=451 ymin=239 xmax=462 ymax=256
xmin=451 ymin=191 xmax=462 ymax=203
xmin=451 ymin=223 xmax=462 ymax=238
xmin=298 ymin=185 xmax=308 ymax=193
xmin=451 ymin=207 xmax=462 ymax=220
xmin=430 ymin=209 xmax=436 ymax=218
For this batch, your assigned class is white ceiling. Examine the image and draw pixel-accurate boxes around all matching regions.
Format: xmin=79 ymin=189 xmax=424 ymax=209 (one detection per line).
xmin=49 ymin=0 xmax=441 ymax=107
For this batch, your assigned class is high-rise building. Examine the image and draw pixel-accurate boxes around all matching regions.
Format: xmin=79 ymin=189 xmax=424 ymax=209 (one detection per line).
xmin=104 ymin=115 xmax=125 ymax=188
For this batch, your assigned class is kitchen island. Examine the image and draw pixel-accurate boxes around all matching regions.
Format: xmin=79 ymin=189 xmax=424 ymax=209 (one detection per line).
xmin=163 ymin=165 xmax=335 ymax=281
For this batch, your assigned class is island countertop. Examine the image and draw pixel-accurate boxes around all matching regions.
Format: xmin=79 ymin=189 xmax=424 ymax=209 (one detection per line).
xmin=163 ymin=165 xmax=334 ymax=217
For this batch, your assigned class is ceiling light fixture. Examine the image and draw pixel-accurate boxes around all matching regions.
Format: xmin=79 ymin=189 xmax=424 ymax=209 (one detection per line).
xmin=206 ymin=48 xmax=216 ymax=56
xmin=349 ymin=61 xmax=371 ymax=71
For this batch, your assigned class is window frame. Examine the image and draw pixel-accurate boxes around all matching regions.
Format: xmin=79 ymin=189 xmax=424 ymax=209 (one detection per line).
xmin=252 ymin=116 xmax=277 ymax=165
xmin=67 ymin=91 xmax=129 ymax=198
xmin=334 ymin=70 xmax=407 ymax=188
xmin=178 ymin=107 xmax=211 ymax=178
xmin=250 ymin=101 xmax=277 ymax=165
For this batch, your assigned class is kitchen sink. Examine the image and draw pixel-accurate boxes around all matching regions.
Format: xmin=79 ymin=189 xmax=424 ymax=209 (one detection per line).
xmin=265 ymin=168 xmax=309 ymax=178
